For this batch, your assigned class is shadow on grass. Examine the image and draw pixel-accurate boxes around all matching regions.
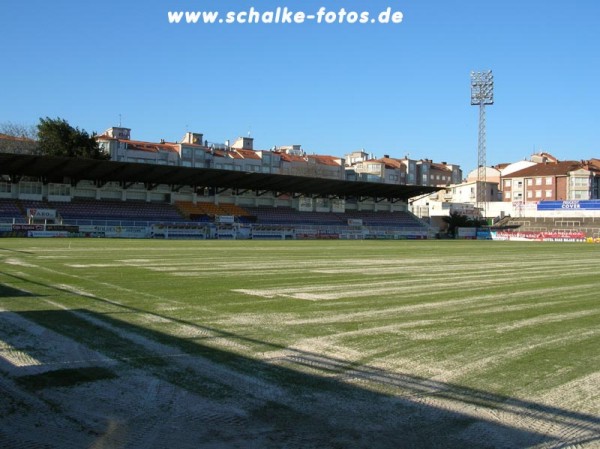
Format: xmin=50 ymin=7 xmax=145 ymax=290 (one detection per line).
xmin=0 ymin=283 xmax=39 ymax=298
xmin=0 ymin=247 xmax=34 ymax=255
xmin=15 ymin=367 xmax=117 ymax=390
xmin=1 ymin=272 xmax=599 ymax=448
xmin=2 ymin=307 xmax=598 ymax=449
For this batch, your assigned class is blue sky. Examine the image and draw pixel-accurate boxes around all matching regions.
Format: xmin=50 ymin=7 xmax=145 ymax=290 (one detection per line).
xmin=1 ymin=0 xmax=599 ymax=173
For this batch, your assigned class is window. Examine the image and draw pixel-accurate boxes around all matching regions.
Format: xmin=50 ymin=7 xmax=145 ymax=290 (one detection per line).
xmin=545 ymin=190 xmax=552 ymax=198
xmin=571 ymin=177 xmax=589 ymax=187
xmin=527 ymin=179 xmax=533 ymax=186
xmin=20 ymin=182 xmax=42 ymax=195
xmin=535 ymin=190 xmax=542 ymax=198
xmin=505 ymin=191 xmax=511 ymax=199
xmin=546 ymin=177 xmax=553 ymax=185
xmin=48 ymin=184 xmax=71 ymax=196
xmin=535 ymin=177 xmax=542 ymax=185
xmin=527 ymin=191 xmax=533 ymax=198
xmin=0 ymin=182 xmax=11 ymax=193
xmin=504 ymin=179 xmax=512 ymax=188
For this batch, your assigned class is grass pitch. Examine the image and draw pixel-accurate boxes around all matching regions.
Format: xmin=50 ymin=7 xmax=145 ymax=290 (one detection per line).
xmin=0 ymin=239 xmax=599 ymax=448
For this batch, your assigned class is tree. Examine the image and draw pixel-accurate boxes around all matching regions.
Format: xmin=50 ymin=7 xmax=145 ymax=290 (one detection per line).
xmin=37 ymin=117 xmax=109 ymax=160
xmin=442 ymin=212 xmax=475 ymax=238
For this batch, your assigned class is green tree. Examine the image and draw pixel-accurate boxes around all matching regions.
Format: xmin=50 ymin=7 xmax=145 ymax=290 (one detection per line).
xmin=442 ymin=212 xmax=474 ymax=238
xmin=37 ymin=117 xmax=108 ymax=160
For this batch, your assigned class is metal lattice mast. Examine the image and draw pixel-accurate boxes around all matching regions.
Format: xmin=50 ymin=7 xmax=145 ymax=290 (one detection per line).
xmin=477 ymin=102 xmax=486 ymax=206
xmin=470 ymin=70 xmax=494 ymax=216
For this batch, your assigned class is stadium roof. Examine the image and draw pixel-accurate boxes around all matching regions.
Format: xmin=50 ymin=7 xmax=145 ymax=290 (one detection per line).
xmin=0 ymin=153 xmax=440 ymax=201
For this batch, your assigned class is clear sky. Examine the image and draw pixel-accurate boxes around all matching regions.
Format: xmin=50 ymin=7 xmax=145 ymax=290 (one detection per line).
xmin=1 ymin=0 xmax=599 ymax=173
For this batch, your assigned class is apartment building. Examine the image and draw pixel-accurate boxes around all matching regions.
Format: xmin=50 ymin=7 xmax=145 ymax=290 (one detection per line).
xmin=501 ymin=160 xmax=600 ymax=202
xmin=94 ymin=127 xmax=465 ymax=187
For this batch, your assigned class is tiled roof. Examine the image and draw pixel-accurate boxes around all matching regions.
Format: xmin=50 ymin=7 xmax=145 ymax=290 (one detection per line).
xmin=234 ymin=149 xmax=261 ymax=160
xmin=504 ymin=161 xmax=580 ymax=178
xmin=95 ymin=134 xmax=117 ymax=141
xmin=430 ymin=162 xmax=452 ymax=172
xmin=579 ymin=159 xmax=600 ymax=173
xmin=377 ymin=157 xmax=403 ymax=169
xmin=279 ymin=153 xmax=307 ymax=163
xmin=307 ymin=155 xmax=342 ymax=167
xmin=0 ymin=133 xmax=36 ymax=143
xmin=212 ymin=149 xmax=232 ymax=158
xmin=122 ymin=139 xmax=179 ymax=154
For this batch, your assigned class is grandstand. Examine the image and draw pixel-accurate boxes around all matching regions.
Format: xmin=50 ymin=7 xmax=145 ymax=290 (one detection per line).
xmin=0 ymin=197 xmax=429 ymax=240
xmin=0 ymin=154 xmax=435 ymax=239
xmin=501 ymin=216 xmax=600 ymax=238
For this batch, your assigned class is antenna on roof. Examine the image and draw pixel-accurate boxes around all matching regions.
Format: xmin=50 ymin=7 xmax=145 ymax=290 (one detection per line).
xmin=118 ymin=114 xmax=122 ymax=127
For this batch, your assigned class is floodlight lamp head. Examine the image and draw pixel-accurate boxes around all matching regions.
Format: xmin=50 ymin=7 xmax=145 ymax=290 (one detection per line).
xmin=470 ymin=70 xmax=494 ymax=106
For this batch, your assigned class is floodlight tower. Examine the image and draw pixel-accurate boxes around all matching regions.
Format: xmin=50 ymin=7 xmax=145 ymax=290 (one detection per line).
xmin=470 ymin=70 xmax=494 ymax=216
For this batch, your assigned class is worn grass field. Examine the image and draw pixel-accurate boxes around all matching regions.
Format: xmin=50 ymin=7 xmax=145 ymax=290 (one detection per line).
xmin=0 ymin=239 xmax=599 ymax=448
